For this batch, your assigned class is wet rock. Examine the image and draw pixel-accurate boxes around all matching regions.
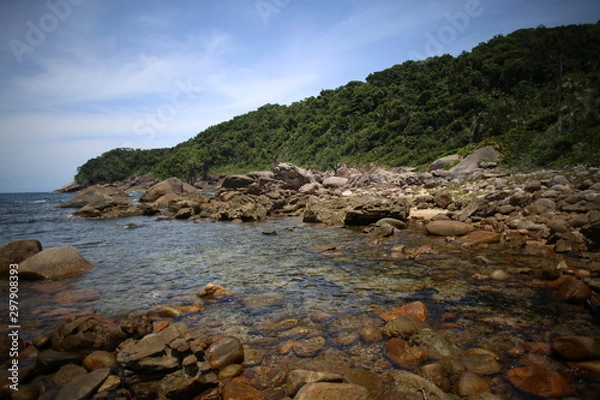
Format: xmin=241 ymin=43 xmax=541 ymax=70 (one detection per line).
xmin=55 ymin=368 xmax=110 ymax=400
xmin=416 ymin=363 xmax=452 ymax=392
xmin=568 ymin=360 xmax=600 ymax=379
xmin=458 ymin=353 xmax=501 ymax=375
xmin=52 ymin=316 xmax=126 ymax=352
xmin=551 ymin=336 xmax=600 ymax=361
xmin=458 ymin=231 xmax=501 ymax=246
xmin=490 ymin=269 xmax=510 ymax=281
xmin=385 ymin=338 xmax=428 ymax=370
xmin=426 ymin=220 xmax=475 ymax=237
xmin=359 ymin=326 xmax=383 ymax=343
xmin=218 ymin=364 xmax=244 ymax=379
xmin=374 ymin=301 xmax=428 ymax=322
xmin=206 ymin=336 xmax=244 ymax=370
xmin=221 ymin=380 xmax=263 ymax=400
xmin=294 ymin=382 xmax=368 ymax=400
xmin=157 ymin=368 xmax=218 ymax=399
xmin=507 ymin=365 xmax=573 ymax=398
xmin=19 ymin=246 xmax=95 ymax=280
xmin=376 ymin=217 xmax=408 ymax=230
xmin=456 ymin=371 xmax=491 ymax=397
xmin=382 ymin=314 xmax=431 ymax=339
xmin=293 ymin=336 xmax=327 ymax=358
xmin=557 ymin=277 xmax=592 ymax=303
xmin=197 ymin=283 xmax=232 ymax=299
xmin=0 ymin=239 xmax=42 ymax=276
xmin=581 ymin=221 xmax=600 ymax=248
xmin=382 ymin=370 xmax=456 ymax=400
xmin=51 ymin=364 xmax=88 ymax=386
xmin=36 ymin=351 xmax=82 ymax=374
xmin=83 ymin=351 xmax=119 ymax=372
xmin=286 ymin=370 xmax=344 ymax=397
xmin=410 ymin=329 xmax=462 ymax=359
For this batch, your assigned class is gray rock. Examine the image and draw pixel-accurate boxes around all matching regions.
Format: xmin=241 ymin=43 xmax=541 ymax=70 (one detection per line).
xmin=323 ymin=177 xmax=348 ymax=188
xmin=140 ymin=177 xmax=197 ymax=203
xmin=383 ymin=314 xmax=431 ymax=339
xmin=410 ymin=329 xmax=462 ymax=359
xmin=449 ymin=146 xmax=500 ymax=175
xmin=428 ymin=154 xmax=461 ymax=171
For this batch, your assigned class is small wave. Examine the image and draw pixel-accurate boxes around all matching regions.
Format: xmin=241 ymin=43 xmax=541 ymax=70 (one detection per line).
xmin=32 ymin=199 xmax=48 ymax=204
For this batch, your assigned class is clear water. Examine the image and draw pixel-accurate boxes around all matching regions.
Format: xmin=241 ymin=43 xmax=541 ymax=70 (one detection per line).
xmin=1 ymin=192 xmax=598 ymax=398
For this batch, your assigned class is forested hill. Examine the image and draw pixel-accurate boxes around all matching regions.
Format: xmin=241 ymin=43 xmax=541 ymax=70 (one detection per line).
xmin=75 ymin=23 xmax=600 ymax=186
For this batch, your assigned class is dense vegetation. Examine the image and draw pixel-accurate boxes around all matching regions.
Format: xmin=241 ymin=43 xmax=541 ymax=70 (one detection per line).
xmin=76 ymin=23 xmax=600 ymax=186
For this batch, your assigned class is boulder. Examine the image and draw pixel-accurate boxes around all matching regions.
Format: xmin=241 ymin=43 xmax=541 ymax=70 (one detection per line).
xmin=286 ymin=370 xmax=344 ymax=397
xmin=507 ymin=365 xmax=573 ymax=398
xmin=426 ymin=221 xmax=475 ymax=237
xmin=557 ymin=277 xmax=592 ymax=303
xmin=0 ymin=239 xmax=42 ymax=276
xmin=581 ymin=221 xmax=600 ymax=248
xmin=382 ymin=314 xmax=431 ymax=339
xmin=205 ymin=336 xmax=244 ymax=370
xmin=57 ymin=186 xmax=129 ymax=209
xmin=323 ymin=177 xmax=348 ymax=189
xmin=272 ymin=162 xmax=313 ymax=190
xmin=197 ymin=283 xmax=231 ymax=299
xmin=221 ymin=175 xmax=255 ymax=189
xmin=52 ymin=316 xmax=127 ymax=352
xmin=382 ymin=370 xmax=456 ymax=400
xmin=19 ymin=246 xmax=95 ymax=280
xmin=449 ymin=146 xmax=501 ymax=175
xmin=139 ymin=178 xmax=197 ymax=203
xmin=551 ymin=336 xmax=600 ymax=361
xmin=385 ymin=338 xmax=428 ymax=370
xmin=344 ymin=196 xmax=410 ymax=226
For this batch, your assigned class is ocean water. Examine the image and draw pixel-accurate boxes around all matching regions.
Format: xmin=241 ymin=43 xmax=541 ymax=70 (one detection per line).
xmin=2 ymin=192 xmax=599 ymax=397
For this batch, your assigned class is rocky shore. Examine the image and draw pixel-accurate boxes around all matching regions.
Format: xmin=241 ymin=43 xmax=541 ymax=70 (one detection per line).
xmin=2 ymin=149 xmax=600 ymax=399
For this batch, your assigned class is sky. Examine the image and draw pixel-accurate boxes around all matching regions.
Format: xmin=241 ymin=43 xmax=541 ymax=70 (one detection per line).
xmin=0 ymin=0 xmax=599 ymax=193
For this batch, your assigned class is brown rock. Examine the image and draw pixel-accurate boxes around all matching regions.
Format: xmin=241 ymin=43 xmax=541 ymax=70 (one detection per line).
xmin=552 ymin=336 xmax=600 ymax=361
xmin=434 ymin=193 xmax=453 ymax=209
xmin=286 ymin=370 xmax=344 ymax=397
xmin=53 ymin=316 xmax=126 ymax=353
xmin=385 ymin=338 xmax=428 ymax=370
xmin=19 ymin=246 xmax=94 ymax=280
xmin=568 ymin=360 xmax=600 ymax=379
xmin=456 ymin=371 xmax=491 ymax=396
xmin=221 ymin=380 xmax=263 ymax=400
xmin=374 ymin=301 xmax=428 ymax=322
xmin=415 ymin=363 xmax=452 ymax=392
xmin=507 ymin=365 xmax=573 ymax=398
xmin=293 ymin=336 xmax=326 ymax=358
xmin=83 ymin=351 xmax=118 ymax=372
xmin=426 ymin=220 xmax=475 ymax=236
xmin=382 ymin=314 xmax=431 ymax=339
xmin=206 ymin=336 xmax=244 ymax=370
xmin=198 ymin=283 xmax=232 ymax=299
xmin=294 ymin=382 xmax=368 ymax=400
xmin=0 ymin=239 xmax=42 ymax=276
xmin=55 ymin=368 xmax=110 ymax=400
xmin=51 ymin=364 xmax=88 ymax=386
xmin=458 ymin=231 xmax=501 ymax=246
xmin=558 ymin=277 xmax=592 ymax=303
xmin=139 ymin=177 xmax=197 ymax=203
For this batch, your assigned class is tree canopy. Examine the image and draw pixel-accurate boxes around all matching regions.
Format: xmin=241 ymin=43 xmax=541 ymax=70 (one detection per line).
xmin=75 ymin=23 xmax=600 ymax=186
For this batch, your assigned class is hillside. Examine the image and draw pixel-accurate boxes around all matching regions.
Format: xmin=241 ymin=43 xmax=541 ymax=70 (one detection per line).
xmin=75 ymin=23 xmax=600 ymax=186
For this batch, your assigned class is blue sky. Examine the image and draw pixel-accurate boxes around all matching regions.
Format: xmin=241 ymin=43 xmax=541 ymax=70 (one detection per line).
xmin=1 ymin=0 xmax=599 ymax=192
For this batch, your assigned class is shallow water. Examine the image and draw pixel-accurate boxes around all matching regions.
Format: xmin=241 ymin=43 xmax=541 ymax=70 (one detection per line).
xmin=1 ymin=192 xmax=598 ymax=398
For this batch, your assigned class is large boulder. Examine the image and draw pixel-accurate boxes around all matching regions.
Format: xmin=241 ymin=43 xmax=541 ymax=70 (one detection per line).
xmin=52 ymin=316 xmax=127 ymax=352
xmin=57 ymin=186 xmax=129 ymax=209
xmin=139 ymin=178 xmax=198 ymax=203
xmin=303 ymin=196 xmax=410 ymax=226
xmin=449 ymin=146 xmax=501 ymax=175
xmin=272 ymin=162 xmax=313 ymax=190
xmin=0 ymin=239 xmax=42 ymax=276
xmin=19 ymin=246 xmax=95 ymax=280
xmin=73 ymin=200 xmax=147 ymax=220
xmin=221 ymin=175 xmax=255 ymax=189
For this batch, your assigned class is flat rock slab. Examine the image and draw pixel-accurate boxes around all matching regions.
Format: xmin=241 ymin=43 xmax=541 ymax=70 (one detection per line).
xmin=55 ymin=368 xmax=110 ymax=400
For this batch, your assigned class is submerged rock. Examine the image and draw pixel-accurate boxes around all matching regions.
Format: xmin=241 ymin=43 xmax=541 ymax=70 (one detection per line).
xmin=507 ymin=365 xmax=573 ymax=398
xmin=426 ymin=220 xmax=475 ymax=237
